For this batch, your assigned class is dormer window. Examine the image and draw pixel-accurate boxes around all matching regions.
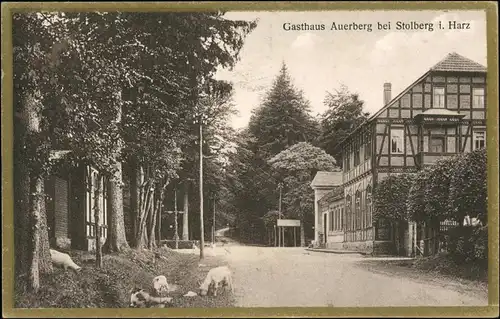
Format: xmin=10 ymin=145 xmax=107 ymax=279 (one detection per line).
xmin=433 ymin=87 xmax=445 ymax=108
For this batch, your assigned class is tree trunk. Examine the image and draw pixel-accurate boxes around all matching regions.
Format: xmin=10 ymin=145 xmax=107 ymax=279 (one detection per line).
xmin=38 ymin=182 xmax=52 ymax=274
xmin=94 ymin=173 xmax=103 ymax=268
xmin=132 ymin=164 xmax=145 ymax=248
xmin=148 ymin=188 xmax=157 ymax=250
xmin=129 ymin=160 xmax=138 ymax=247
xmin=23 ymin=92 xmax=52 ymax=292
xmin=14 ymin=120 xmax=30 ymax=282
xmin=104 ymin=91 xmax=129 ymax=252
xmin=104 ymin=161 xmax=129 ymax=252
xmin=135 ymin=168 xmax=152 ymax=249
xmin=28 ymin=177 xmax=43 ymax=292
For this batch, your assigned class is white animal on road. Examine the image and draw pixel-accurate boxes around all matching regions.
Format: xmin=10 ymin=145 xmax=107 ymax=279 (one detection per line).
xmin=129 ymin=288 xmax=173 ymax=308
xmin=199 ymin=266 xmax=234 ymax=297
xmin=152 ymin=275 xmax=169 ymax=295
xmin=50 ymin=249 xmax=81 ymax=272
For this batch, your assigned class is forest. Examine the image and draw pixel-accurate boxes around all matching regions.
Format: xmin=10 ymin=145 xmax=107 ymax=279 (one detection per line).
xmin=12 ymin=11 xmax=369 ymax=293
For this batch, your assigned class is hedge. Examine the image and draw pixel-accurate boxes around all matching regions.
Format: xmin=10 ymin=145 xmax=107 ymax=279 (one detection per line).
xmin=449 ymin=149 xmax=487 ymax=225
xmin=407 ymin=167 xmax=432 ymax=222
xmin=373 ymin=174 xmax=415 ymax=222
xmin=423 ymin=155 xmax=462 ymax=223
xmin=446 ymin=225 xmax=488 ymax=265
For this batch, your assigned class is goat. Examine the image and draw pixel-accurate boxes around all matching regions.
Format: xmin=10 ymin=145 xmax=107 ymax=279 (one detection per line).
xmin=152 ymin=275 xmax=169 ymax=295
xmin=129 ymin=288 xmax=173 ymax=308
xmin=199 ymin=266 xmax=233 ymax=297
xmin=50 ymin=249 xmax=81 ymax=272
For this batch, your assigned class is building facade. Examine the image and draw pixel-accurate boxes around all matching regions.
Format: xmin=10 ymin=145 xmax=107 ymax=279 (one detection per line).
xmin=312 ymin=52 xmax=487 ymax=255
xmin=45 ymin=162 xmax=109 ymax=251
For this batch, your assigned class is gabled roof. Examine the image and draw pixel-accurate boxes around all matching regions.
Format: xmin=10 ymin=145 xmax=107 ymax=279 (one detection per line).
xmin=337 ymin=52 xmax=486 ymax=148
xmin=430 ymin=52 xmax=486 ymax=73
xmin=310 ymin=171 xmax=343 ymax=188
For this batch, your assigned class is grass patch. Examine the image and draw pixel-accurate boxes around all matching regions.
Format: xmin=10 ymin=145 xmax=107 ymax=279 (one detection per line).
xmin=15 ymin=248 xmax=234 ymax=308
xmin=410 ymin=252 xmax=488 ymax=283
xmin=358 ymin=252 xmax=488 ymax=285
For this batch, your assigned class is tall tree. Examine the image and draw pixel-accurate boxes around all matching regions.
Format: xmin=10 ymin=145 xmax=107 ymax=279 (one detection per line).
xmin=227 ymin=63 xmax=319 ymax=243
xmin=12 ymin=12 xmax=70 ymax=291
xmin=248 ymin=63 xmax=319 ymax=159
xmin=317 ymin=84 xmax=369 ymax=164
xmin=268 ymin=142 xmax=339 ymax=246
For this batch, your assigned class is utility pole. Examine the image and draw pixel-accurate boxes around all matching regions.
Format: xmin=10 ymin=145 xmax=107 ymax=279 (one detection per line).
xmin=199 ymin=117 xmax=205 ymax=259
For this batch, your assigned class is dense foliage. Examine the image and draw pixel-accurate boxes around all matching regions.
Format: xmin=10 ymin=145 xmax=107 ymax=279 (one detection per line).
xmin=373 ymin=174 xmax=415 ymax=222
xmin=317 ymin=85 xmax=369 ymax=164
xmin=268 ymin=142 xmax=338 ymax=246
xmin=13 ymin=11 xmax=257 ymax=291
xmin=449 ymin=149 xmax=488 ymax=225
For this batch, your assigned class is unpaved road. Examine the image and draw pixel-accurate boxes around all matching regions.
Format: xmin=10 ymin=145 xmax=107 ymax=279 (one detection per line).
xmin=213 ymin=245 xmax=488 ymax=307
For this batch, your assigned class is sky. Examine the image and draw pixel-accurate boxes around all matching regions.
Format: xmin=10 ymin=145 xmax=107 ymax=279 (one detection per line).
xmin=214 ymin=10 xmax=487 ymax=129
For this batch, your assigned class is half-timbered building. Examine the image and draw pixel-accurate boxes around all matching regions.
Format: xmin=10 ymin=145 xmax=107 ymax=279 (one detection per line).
xmin=312 ymin=52 xmax=487 ymax=255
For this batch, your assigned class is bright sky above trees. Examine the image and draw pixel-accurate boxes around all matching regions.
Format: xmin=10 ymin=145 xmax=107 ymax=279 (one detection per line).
xmin=215 ymin=10 xmax=487 ymax=129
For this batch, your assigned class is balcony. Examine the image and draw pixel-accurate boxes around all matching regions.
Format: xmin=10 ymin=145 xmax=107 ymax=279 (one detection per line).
xmin=414 ymin=109 xmax=465 ymax=126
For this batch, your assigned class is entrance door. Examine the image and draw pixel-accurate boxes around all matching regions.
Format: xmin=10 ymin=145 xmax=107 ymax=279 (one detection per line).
xmin=323 ymin=214 xmax=328 ymax=244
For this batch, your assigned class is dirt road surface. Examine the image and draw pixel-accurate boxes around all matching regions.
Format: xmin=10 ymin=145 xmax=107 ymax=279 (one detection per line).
xmin=211 ymin=235 xmax=488 ymax=307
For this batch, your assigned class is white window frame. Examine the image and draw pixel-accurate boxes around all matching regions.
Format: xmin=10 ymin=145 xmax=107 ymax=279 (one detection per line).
xmin=472 ymin=88 xmax=485 ymax=108
xmin=390 ymin=129 xmax=404 ymax=154
xmin=433 ymin=87 xmax=445 ymax=108
xmin=473 ymin=131 xmax=486 ymax=150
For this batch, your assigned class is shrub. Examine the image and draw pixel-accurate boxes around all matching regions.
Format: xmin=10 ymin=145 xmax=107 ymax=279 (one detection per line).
xmin=449 ymin=148 xmax=487 ymax=225
xmin=373 ymin=174 xmax=415 ymax=222
xmin=424 ymin=155 xmax=461 ymax=223
xmin=407 ymin=167 xmax=432 ymax=222
xmin=446 ymin=225 xmax=488 ymax=266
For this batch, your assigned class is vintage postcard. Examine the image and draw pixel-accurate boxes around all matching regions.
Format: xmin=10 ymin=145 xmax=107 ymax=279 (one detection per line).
xmin=2 ymin=1 xmax=498 ymax=318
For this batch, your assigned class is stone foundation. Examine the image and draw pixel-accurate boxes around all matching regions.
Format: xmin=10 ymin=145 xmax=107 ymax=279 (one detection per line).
xmin=341 ymin=241 xmax=374 ymax=254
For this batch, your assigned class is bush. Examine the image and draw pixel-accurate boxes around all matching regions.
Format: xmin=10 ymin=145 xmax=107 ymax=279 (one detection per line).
xmin=424 ymin=156 xmax=461 ymax=222
xmin=446 ymin=225 xmax=488 ymax=265
xmin=373 ymin=174 xmax=415 ymax=222
xmin=449 ymin=148 xmax=487 ymax=224
xmin=407 ymin=168 xmax=432 ymax=222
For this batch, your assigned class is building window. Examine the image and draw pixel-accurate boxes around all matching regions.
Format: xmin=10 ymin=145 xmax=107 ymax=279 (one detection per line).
xmin=355 ymin=191 xmax=361 ymax=231
xmin=366 ymin=185 xmax=372 ymax=228
xmin=329 ymin=210 xmax=334 ymax=231
xmin=390 ymin=129 xmax=404 ymax=154
xmin=85 ymin=166 xmax=108 ymax=238
xmin=346 ymin=195 xmax=352 ymax=231
xmin=472 ymin=88 xmax=485 ymax=108
xmin=473 ymin=131 xmax=486 ymax=150
xmin=365 ymin=139 xmax=372 ymax=160
xmin=345 ymin=153 xmax=351 ymax=171
xmin=429 ymin=137 xmax=445 ymax=153
xmin=354 ymin=148 xmax=360 ymax=166
xmin=433 ymin=87 xmax=445 ymax=108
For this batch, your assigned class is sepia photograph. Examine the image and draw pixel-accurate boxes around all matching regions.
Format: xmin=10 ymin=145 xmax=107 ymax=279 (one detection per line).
xmin=1 ymin=2 xmax=498 ymax=317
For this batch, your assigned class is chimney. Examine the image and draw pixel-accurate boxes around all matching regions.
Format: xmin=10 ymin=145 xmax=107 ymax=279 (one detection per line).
xmin=383 ymin=83 xmax=392 ymax=106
